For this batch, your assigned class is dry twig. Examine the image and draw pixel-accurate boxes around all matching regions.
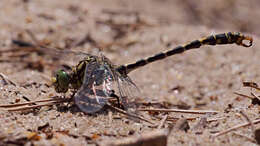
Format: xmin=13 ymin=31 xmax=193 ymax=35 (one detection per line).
xmin=212 ymin=119 xmax=260 ymax=138
xmin=0 ymin=73 xmax=17 ymax=86
xmin=240 ymin=111 xmax=255 ymax=133
xmin=106 ymin=103 xmax=154 ymax=125
xmin=138 ymin=108 xmax=219 ymax=114
xmin=234 ymin=92 xmax=254 ymax=99
xmin=233 ymin=132 xmax=256 ymax=144
xmin=158 ymin=115 xmax=168 ymax=129
xmin=0 ymin=98 xmax=71 ymax=111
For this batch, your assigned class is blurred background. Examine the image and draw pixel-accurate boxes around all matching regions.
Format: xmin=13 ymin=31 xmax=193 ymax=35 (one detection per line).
xmin=0 ymin=0 xmax=259 ymax=145
xmin=1 ymin=0 xmax=259 ymax=49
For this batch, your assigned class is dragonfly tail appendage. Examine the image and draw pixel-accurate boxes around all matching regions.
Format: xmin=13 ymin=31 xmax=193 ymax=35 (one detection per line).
xmin=198 ymin=32 xmax=253 ymax=47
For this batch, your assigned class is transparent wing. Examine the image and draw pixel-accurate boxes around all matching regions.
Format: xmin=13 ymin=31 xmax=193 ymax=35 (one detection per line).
xmin=111 ymin=72 xmax=140 ymax=111
xmin=45 ymin=48 xmax=92 ymax=67
xmin=116 ymin=75 xmax=139 ymax=98
xmin=74 ymin=61 xmax=111 ymax=113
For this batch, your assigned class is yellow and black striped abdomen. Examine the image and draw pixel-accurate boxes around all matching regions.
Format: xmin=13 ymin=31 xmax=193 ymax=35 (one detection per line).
xmin=117 ymin=32 xmax=253 ymax=75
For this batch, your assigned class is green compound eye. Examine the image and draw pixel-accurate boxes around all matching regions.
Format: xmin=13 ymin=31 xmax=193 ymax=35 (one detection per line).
xmin=51 ymin=70 xmax=70 ymax=93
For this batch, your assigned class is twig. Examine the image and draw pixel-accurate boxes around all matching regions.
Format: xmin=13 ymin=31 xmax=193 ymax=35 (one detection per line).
xmin=106 ymin=103 xmax=154 ymax=125
xmin=25 ymin=29 xmax=40 ymax=46
xmin=138 ymin=108 xmax=219 ymax=114
xmin=234 ymin=92 xmax=253 ymax=99
xmin=0 ymin=98 xmax=69 ymax=108
xmin=251 ymin=92 xmax=260 ymax=101
xmin=240 ymin=111 xmax=255 ymax=133
xmin=233 ymin=132 xmax=257 ymax=144
xmin=158 ymin=115 xmax=168 ymax=129
xmin=25 ymin=29 xmax=60 ymax=51
xmin=6 ymin=101 xmax=65 ymax=111
xmin=0 ymin=98 xmax=71 ymax=112
xmin=166 ymin=116 xmax=197 ymax=121
xmin=0 ymin=73 xmax=17 ymax=86
xmin=164 ymin=116 xmax=224 ymax=123
xmin=212 ymin=119 xmax=260 ymax=138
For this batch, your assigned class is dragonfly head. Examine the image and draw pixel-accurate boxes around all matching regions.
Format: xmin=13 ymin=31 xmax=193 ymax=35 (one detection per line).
xmin=51 ymin=70 xmax=70 ymax=93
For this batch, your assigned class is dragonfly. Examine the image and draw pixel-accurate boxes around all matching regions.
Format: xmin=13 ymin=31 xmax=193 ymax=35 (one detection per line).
xmin=0 ymin=32 xmax=253 ymax=114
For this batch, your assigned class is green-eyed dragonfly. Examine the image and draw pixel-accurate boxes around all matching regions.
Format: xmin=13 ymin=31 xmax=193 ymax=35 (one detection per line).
xmin=51 ymin=32 xmax=253 ymax=113
xmin=0 ymin=32 xmax=253 ymax=113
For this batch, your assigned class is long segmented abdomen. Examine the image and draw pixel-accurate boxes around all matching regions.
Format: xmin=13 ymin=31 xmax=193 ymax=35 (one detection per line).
xmin=117 ymin=32 xmax=253 ymax=75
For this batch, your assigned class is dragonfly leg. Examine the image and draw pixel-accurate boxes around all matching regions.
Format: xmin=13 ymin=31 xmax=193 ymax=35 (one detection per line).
xmin=109 ymin=90 xmax=123 ymax=109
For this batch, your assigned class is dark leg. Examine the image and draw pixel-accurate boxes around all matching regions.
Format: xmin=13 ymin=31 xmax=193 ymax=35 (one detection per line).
xmin=109 ymin=90 xmax=123 ymax=109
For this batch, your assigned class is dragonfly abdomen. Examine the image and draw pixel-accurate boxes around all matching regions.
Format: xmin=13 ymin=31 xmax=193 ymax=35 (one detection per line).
xmin=117 ymin=32 xmax=253 ymax=75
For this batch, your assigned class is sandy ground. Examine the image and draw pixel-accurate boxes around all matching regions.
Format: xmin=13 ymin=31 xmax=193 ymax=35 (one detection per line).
xmin=0 ymin=0 xmax=260 ymax=145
